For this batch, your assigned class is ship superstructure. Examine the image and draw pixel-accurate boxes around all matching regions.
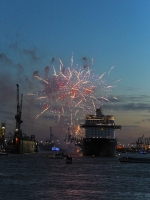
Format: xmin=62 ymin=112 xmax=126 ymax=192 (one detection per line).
xmin=80 ymin=108 xmax=121 ymax=156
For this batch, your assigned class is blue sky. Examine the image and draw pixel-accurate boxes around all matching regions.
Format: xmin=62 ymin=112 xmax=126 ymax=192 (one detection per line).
xmin=1 ymin=0 xmax=150 ymax=145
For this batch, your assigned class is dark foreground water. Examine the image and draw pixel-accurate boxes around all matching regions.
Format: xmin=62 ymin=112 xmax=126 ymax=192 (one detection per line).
xmin=0 ymin=152 xmax=150 ymax=200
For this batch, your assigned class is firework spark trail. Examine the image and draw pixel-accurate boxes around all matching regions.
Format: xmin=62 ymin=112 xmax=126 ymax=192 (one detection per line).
xmin=67 ymin=67 xmax=72 ymax=84
xmin=89 ymin=96 xmax=97 ymax=100
xmin=53 ymin=65 xmax=58 ymax=76
xmin=75 ymin=110 xmax=79 ymax=115
xmin=34 ymin=75 xmax=49 ymax=84
xmin=75 ymin=125 xmax=80 ymax=134
xmin=74 ymin=70 xmax=80 ymax=81
xmin=60 ymin=72 xmax=68 ymax=80
xmin=75 ymin=99 xmax=83 ymax=107
xmin=99 ymin=72 xmax=106 ymax=80
xmin=58 ymin=58 xmax=63 ymax=67
xmin=36 ymin=96 xmax=47 ymax=100
xmin=99 ymin=97 xmax=110 ymax=102
xmin=35 ymin=105 xmax=50 ymax=119
xmin=58 ymin=58 xmax=63 ymax=72
xmin=62 ymin=107 xmax=64 ymax=115
xmin=83 ymin=68 xmax=92 ymax=80
xmin=106 ymin=86 xmax=115 ymax=89
xmin=58 ymin=113 xmax=60 ymax=122
xmin=73 ymin=81 xmax=80 ymax=88
xmin=92 ymin=100 xmax=96 ymax=110
xmin=108 ymin=66 xmax=114 ymax=75
xmin=87 ymin=67 xmax=91 ymax=76
xmin=114 ymin=79 xmax=121 ymax=83
xmin=71 ymin=53 xmax=73 ymax=66
xmin=80 ymin=94 xmax=86 ymax=101
xmin=92 ymin=58 xmax=94 ymax=66
xmin=113 ymin=97 xmax=118 ymax=99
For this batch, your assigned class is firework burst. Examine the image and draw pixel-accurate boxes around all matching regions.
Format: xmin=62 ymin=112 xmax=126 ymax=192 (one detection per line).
xmin=29 ymin=56 xmax=118 ymax=136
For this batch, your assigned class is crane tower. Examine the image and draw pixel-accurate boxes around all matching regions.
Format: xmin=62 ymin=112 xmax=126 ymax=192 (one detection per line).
xmin=14 ymin=84 xmax=23 ymax=137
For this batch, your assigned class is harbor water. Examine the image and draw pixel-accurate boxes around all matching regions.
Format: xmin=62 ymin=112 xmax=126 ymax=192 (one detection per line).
xmin=0 ymin=152 xmax=150 ymax=200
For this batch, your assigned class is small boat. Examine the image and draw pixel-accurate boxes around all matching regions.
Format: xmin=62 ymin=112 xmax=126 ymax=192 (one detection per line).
xmin=47 ymin=152 xmax=66 ymax=159
xmin=119 ymin=156 xmax=150 ymax=163
xmin=66 ymin=155 xmax=72 ymax=164
xmin=0 ymin=150 xmax=8 ymax=156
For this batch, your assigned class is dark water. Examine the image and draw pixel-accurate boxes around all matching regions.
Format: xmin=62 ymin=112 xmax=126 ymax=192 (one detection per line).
xmin=0 ymin=152 xmax=150 ymax=200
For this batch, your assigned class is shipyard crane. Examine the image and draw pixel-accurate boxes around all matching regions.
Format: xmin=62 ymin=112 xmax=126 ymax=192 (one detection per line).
xmin=20 ymin=93 xmax=23 ymax=121
xmin=136 ymin=135 xmax=144 ymax=149
xmin=15 ymin=84 xmax=23 ymax=134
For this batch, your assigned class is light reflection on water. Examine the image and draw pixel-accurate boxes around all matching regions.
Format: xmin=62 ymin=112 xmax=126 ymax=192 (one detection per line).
xmin=0 ymin=152 xmax=150 ymax=199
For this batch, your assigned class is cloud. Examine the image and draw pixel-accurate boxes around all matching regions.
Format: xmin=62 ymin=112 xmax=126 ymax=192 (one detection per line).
xmin=23 ymin=48 xmax=40 ymax=61
xmin=104 ymin=94 xmax=150 ymax=112
xmin=117 ymin=86 xmax=146 ymax=91
xmin=0 ymin=53 xmax=13 ymax=65
xmin=122 ymin=103 xmax=150 ymax=111
xmin=135 ymin=118 xmax=150 ymax=124
xmin=9 ymin=41 xmax=40 ymax=62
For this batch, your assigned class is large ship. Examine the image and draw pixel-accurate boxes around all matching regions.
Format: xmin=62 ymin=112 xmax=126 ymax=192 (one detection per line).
xmin=80 ymin=108 xmax=121 ymax=156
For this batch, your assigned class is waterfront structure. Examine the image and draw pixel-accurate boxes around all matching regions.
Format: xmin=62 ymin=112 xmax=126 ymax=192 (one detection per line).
xmin=0 ymin=123 xmax=6 ymax=149
xmin=13 ymin=84 xmax=38 ymax=153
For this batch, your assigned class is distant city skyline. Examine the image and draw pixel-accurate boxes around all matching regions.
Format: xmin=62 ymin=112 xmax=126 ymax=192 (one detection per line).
xmin=1 ymin=0 xmax=150 ymax=145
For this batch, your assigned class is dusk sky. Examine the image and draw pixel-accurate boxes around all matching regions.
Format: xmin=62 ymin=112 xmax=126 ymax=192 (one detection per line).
xmin=1 ymin=0 xmax=150 ymax=145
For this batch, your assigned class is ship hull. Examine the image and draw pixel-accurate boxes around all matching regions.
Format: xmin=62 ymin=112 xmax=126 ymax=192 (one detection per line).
xmin=13 ymin=138 xmax=38 ymax=154
xmin=19 ymin=139 xmax=38 ymax=153
xmin=82 ymin=138 xmax=117 ymax=156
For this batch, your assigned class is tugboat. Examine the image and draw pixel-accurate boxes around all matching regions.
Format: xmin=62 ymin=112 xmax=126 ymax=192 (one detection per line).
xmin=80 ymin=108 xmax=121 ymax=156
xmin=66 ymin=155 xmax=72 ymax=164
xmin=0 ymin=150 xmax=8 ymax=156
